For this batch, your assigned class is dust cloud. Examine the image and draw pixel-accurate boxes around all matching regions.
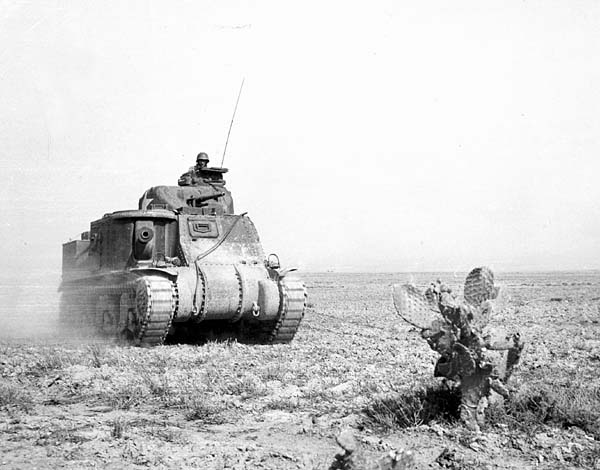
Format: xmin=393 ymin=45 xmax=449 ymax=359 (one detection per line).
xmin=0 ymin=264 xmax=62 ymax=342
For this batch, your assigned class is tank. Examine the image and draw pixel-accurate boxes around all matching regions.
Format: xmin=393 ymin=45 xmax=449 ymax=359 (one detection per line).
xmin=59 ymin=153 xmax=307 ymax=346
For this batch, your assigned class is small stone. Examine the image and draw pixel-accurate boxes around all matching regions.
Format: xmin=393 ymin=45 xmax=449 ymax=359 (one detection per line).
xmin=328 ymin=381 xmax=353 ymax=396
xmin=430 ymin=424 xmax=445 ymax=436
xmin=339 ymin=414 xmax=359 ymax=427
xmin=534 ymin=432 xmax=553 ymax=448
xmin=336 ymin=430 xmax=357 ymax=453
xmin=468 ymin=442 xmax=482 ymax=452
xmin=551 ymin=446 xmax=564 ymax=461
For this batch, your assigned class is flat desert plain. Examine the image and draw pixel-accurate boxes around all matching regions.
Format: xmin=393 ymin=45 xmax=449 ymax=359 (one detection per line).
xmin=1 ymin=271 xmax=599 ymax=469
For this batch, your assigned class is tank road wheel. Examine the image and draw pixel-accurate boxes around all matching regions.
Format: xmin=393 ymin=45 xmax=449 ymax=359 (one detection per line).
xmin=128 ymin=275 xmax=177 ymax=347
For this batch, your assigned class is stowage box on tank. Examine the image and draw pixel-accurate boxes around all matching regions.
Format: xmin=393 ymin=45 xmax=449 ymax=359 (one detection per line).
xmin=59 ymin=153 xmax=307 ymax=346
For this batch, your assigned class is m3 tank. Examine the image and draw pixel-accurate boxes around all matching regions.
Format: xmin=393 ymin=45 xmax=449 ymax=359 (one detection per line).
xmin=59 ymin=153 xmax=306 ymax=346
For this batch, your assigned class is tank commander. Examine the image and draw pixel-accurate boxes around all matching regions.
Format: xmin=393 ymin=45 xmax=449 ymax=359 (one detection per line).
xmin=195 ymin=152 xmax=209 ymax=171
xmin=178 ymin=152 xmax=227 ymax=186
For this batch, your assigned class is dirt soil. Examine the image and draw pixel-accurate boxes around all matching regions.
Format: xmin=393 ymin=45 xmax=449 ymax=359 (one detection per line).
xmin=1 ymin=271 xmax=599 ymax=469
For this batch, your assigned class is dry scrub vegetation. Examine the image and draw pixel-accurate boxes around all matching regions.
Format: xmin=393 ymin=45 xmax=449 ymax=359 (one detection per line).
xmin=1 ymin=272 xmax=599 ymax=469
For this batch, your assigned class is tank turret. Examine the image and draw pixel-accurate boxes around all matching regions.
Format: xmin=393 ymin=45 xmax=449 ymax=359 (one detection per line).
xmin=59 ymin=153 xmax=306 ymax=346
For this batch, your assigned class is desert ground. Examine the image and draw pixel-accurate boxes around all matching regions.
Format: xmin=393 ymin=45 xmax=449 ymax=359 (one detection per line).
xmin=1 ymin=271 xmax=599 ymax=469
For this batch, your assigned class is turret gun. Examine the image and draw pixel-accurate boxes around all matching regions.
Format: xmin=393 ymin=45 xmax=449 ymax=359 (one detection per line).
xmin=186 ymin=191 xmax=226 ymax=208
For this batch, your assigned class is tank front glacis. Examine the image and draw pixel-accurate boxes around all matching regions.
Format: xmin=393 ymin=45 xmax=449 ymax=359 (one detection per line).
xmin=60 ymin=153 xmax=306 ymax=346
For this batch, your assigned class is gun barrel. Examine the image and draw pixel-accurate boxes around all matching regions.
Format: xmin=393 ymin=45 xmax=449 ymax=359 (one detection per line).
xmin=196 ymin=191 xmax=226 ymax=203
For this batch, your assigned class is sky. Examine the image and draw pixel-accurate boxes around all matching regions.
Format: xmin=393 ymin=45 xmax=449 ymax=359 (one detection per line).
xmin=0 ymin=0 xmax=599 ymax=275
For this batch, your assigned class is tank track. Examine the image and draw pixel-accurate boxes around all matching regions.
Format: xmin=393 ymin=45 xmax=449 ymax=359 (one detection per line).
xmin=131 ymin=275 xmax=178 ymax=346
xmin=60 ymin=274 xmax=177 ymax=346
xmin=269 ymin=277 xmax=307 ymax=344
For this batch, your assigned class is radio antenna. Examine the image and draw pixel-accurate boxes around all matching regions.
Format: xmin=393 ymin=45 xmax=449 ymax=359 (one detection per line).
xmin=220 ymin=78 xmax=245 ymax=168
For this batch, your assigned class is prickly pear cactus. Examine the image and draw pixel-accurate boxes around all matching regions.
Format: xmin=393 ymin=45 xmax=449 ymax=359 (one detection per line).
xmin=391 ymin=283 xmax=440 ymax=330
xmin=464 ymin=266 xmax=497 ymax=306
xmin=391 ymin=267 xmax=524 ymax=433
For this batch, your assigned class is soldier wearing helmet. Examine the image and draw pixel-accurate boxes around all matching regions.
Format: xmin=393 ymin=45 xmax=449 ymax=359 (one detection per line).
xmin=178 ymin=152 xmax=210 ymax=185
xmin=178 ymin=152 xmax=228 ymax=187
xmin=195 ymin=152 xmax=210 ymax=172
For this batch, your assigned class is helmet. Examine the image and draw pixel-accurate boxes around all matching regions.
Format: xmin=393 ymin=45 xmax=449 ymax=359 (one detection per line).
xmin=196 ymin=152 xmax=209 ymax=163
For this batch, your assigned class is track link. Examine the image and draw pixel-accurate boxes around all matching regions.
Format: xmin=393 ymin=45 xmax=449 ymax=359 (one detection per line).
xmin=269 ymin=277 xmax=307 ymax=344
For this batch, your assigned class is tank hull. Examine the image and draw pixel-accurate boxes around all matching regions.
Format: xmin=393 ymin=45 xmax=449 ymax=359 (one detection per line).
xmin=60 ymin=206 xmax=306 ymax=345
